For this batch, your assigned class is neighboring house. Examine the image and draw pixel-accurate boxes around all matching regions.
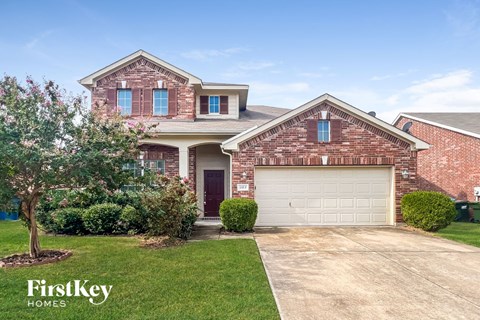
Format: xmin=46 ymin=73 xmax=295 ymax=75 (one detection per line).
xmin=80 ymin=50 xmax=428 ymax=226
xmin=394 ymin=113 xmax=480 ymax=202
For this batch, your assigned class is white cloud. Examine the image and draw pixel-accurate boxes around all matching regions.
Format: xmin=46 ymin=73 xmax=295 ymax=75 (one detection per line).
xmin=406 ymin=69 xmax=472 ymax=93
xmin=221 ymin=61 xmax=277 ymax=78
xmin=370 ymin=69 xmax=416 ymax=81
xmin=25 ymin=30 xmax=54 ymax=49
xmin=376 ymin=69 xmax=480 ymax=122
xmin=247 ymin=81 xmax=312 ymax=108
xmin=181 ymin=47 xmax=247 ymax=60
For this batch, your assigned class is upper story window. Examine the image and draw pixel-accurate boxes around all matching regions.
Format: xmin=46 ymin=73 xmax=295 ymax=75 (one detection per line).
xmin=317 ymin=120 xmax=330 ymax=142
xmin=117 ymin=89 xmax=132 ymax=116
xmin=209 ymin=96 xmax=220 ymax=114
xmin=153 ymin=89 xmax=168 ymax=116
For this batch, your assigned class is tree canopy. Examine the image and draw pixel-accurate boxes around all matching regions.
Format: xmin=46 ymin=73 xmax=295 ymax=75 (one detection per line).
xmin=0 ymin=76 xmax=145 ymax=257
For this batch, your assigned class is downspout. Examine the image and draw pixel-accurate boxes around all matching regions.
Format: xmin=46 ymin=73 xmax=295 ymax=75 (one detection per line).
xmin=220 ymin=146 xmax=233 ymax=198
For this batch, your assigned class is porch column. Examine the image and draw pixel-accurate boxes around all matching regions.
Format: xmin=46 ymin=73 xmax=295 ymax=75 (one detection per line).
xmin=178 ymin=146 xmax=189 ymax=177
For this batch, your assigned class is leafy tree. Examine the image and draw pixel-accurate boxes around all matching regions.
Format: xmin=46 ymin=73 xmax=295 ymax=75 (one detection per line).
xmin=0 ymin=76 xmax=145 ymax=257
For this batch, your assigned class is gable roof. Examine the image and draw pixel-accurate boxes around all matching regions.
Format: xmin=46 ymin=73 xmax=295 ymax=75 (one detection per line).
xmin=79 ymin=50 xmax=202 ymax=88
xmin=394 ymin=113 xmax=480 ymax=139
xmin=79 ymin=49 xmax=250 ymax=109
xmin=222 ymin=94 xmax=430 ymax=151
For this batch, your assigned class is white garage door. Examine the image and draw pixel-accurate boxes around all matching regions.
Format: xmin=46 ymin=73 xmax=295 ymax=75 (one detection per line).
xmin=255 ymin=167 xmax=393 ymax=226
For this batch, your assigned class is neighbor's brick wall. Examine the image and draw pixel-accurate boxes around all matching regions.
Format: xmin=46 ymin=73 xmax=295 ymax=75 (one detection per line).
xmin=91 ymin=57 xmax=195 ymax=120
xmin=140 ymin=145 xmax=179 ymax=176
xmin=396 ymin=117 xmax=480 ymax=201
xmin=232 ymin=103 xmax=418 ymax=222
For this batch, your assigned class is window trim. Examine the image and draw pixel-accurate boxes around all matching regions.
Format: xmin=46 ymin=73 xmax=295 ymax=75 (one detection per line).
xmin=153 ymin=89 xmax=168 ymax=116
xmin=208 ymin=95 xmax=220 ymax=114
xmin=317 ymin=120 xmax=330 ymax=143
xmin=117 ymin=89 xmax=132 ymax=116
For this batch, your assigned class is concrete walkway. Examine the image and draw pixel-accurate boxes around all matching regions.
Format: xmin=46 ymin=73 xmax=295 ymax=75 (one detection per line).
xmin=190 ymin=222 xmax=254 ymax=241
xmin=255 ymin=227 xmax=480 ymax=320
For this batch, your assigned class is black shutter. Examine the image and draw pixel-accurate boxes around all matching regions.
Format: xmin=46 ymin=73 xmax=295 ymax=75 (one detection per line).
xmin=168 ymin=88 xmax=177 ymax=116
xmin=330 ymin=119 xmax=342 ymax=142
xmin=220 ymin=96 xmax=228 ymax=114
xmin=106 ymin=88 xmax=116 ymax=115
xmin=200 ymin=95 xmax=209 ymax=114
xmin=306 ymin=120 xmax=318 ymax=142
xmin=132 ymin=88 xmax=141 ymax=116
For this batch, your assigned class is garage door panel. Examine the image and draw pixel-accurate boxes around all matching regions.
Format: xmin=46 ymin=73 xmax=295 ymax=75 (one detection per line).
xmin=356 ymin=199 xmax=370 ymax=208
xmin=255 ymin=167 xmax=392 ymax=226
xmin=340 ymin=198 xmax=354 ymax=208
xmin=307 ymin=198 xmax=322 ymax=208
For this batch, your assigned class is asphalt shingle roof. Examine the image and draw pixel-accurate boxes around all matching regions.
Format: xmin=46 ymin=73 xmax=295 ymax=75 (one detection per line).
xmin=403 ymin=112 xmax=480 ymax=136
xmin=139 ymin=105 xmax=290 ymax=134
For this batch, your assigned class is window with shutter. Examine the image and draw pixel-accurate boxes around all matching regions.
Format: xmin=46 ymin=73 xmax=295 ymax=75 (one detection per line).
xmin=117 ymin=89 xmax=132 ymax=116
xmin=153 ymin=89 xmax=168 ymax=115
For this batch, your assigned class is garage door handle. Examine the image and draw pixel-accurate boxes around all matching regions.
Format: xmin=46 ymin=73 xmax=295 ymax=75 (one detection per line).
xmin=289 ymin=202 xmax=291 ymax=207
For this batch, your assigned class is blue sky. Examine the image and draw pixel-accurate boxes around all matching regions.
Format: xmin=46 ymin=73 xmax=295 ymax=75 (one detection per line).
xmin=1 ymin=0 xmax=479 ymax=122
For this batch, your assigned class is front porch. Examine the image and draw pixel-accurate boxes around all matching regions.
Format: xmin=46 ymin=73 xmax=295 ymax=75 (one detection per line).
xmin=140 ymin=137 xmax=231 ymax=219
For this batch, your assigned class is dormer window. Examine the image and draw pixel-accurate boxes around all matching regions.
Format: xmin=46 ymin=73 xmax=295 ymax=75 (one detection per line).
xmin=209 ymin=96 xmax=220 ymax=114
xmin=200 ymin=95 xmax=229 ymax=115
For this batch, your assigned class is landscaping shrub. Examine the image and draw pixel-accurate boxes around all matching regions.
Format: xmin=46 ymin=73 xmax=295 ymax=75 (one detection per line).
xmin=119 ymin=205 xmax=148 ymax=234
xmin=220 ymin=198 xmax=258 ymax=232
xmin=51 ymin=208 xmax=85 ymax=235
xmin=83 ymin=203 xmax=123 ymax=234
xmin=140 ymin=176 xmax=197 ymax=239
xmin=401 ymin=191 xmax=456 ymax=231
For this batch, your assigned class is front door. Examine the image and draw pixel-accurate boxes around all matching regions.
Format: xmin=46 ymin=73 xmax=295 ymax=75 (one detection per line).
xmin=204 ymin=170 xmax=224 ymax=217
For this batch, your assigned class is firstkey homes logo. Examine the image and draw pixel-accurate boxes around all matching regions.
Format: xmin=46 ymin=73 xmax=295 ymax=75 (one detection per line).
xmin=27 ymin=279 xmax=113 ymax=307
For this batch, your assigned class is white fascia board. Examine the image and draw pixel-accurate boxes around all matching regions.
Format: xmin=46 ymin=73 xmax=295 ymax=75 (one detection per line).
xmin=222 ymin=94 xmax=430 ymax=151
xmin=395 ymin=113 xmax=480 ymax=140
xmin=201 ymin=84 xmax=249 ymax=90
xmin=79 ymin=50 xmax=202 ymax=88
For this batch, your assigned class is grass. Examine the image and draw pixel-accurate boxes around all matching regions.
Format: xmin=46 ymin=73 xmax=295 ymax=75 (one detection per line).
xmin=436 ymin=222 xmax=480 ymax=247
xmin=0 ymin=221 xmax=279 ymax=320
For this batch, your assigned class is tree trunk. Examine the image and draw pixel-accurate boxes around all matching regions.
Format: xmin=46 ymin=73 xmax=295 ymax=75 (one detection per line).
xmin=21 ymin=195 xmax=41 ymax=258
xmin=29 ymin=210 xmax=41 ymax=258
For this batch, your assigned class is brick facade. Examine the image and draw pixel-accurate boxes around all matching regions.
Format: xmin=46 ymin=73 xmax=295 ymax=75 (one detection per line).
xmin=232 ymin=103 xmax=418 ymax=222
xmin=396 ymin=117 xmax=480 ymax=201
xmin=92 ymin=57 xmax=195 ymax=120
xmin=140 ymin=145 xmax=179 ymax=176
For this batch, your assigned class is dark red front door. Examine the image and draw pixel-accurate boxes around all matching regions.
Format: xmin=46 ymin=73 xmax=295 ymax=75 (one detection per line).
xmin=204 ymin=170 xmax=224 ymax=217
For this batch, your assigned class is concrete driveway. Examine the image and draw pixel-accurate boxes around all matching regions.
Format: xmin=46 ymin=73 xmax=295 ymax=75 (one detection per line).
xmin=255 ymin=227 xmax=480 ymax=320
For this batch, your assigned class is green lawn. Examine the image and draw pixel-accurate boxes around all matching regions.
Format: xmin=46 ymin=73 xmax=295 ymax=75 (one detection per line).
xmin=437 ymin=222 xmax=480 ymax=247
xmin=0 ymin=221 xmax=279 ymax=320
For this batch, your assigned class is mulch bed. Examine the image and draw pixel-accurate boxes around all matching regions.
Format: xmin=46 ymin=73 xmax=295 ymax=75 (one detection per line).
xmin=140 ymin=236 xmax=185 ymax=249
xmin=219 ymin=227 xmax=254 ymax=235
xmin=0 ymin=250 xmax=72 ymax=268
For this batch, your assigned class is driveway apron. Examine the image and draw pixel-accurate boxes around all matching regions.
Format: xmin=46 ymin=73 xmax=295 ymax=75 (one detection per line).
xmin=255 ymin=227 xmax=480 ymax=320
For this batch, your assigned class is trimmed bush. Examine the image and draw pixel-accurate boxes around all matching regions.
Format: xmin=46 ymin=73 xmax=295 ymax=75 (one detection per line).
xmin=119 ymin=205 xmax=148 ymax=234
xmin=401 ymin=191 xmax=456 ymax=231
xmin=51 ymin=208 xmax=85 ymax=235
xmin=220 ymin=198 xmax=258 ymax=232
xmin=83 ymin=203 xmax=123 ymax=234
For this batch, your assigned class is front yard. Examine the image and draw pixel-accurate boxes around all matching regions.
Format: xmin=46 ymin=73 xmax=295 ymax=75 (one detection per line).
xmin=437 ymin=222 xmax=480 ymax=247
xmin=0 ymin=221 xmax=279 ymax=320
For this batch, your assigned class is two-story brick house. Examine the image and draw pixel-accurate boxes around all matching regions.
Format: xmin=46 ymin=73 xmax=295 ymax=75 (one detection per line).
xmin=80 ymin=50 xmax=429 ymax=225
